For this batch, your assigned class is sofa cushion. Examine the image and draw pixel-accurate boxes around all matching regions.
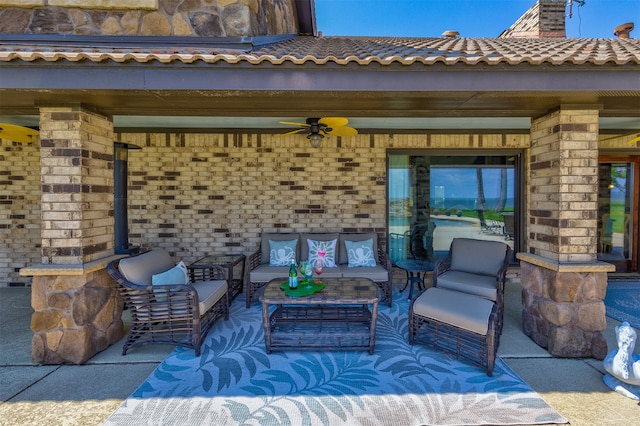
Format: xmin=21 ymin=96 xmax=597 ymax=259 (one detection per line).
xmin=249 ymin=264 xmax=291 ymax=284
xmin=300 ymin=233 xmax=340 ymax=264
xmin=339 ymin=265 xmax=389 ymax=282
xmin=345 ymin=239 xmax=377 ymax=267
xmin=413 ymin=287 xmax=494 ymax=335
xmin=316 ymin=266 xmax=341 ymax=279
xmin=119 ymin=249 xmax=175 ymax=287
xmin=338 ymin=232 xmax=378 ymax=265
xmin=192 ymin=279 xmax=228 ymax=314
xmin=261 ymin=233 xmax=299 ymax=264
xmin=437 ymin=270 xmax=498 ymax=301
xmin=450 ymin=238 xmax=508 ymax=277
xmin=268 ymin=239 xmax=298 ymax=266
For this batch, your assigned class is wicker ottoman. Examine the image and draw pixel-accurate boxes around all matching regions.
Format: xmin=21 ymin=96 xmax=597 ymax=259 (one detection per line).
xmin=409 ymin=287 xmax=499 ymax=376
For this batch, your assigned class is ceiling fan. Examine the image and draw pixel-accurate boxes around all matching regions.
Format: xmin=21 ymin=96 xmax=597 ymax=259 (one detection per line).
xmin=277 ymin=117 xmax=358 ymax=148
xmin=0 ymin=123 xmax=39 ymax=143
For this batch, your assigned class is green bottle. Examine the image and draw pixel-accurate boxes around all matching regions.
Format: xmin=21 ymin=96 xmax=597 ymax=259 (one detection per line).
xmin=288 ymin=259 xmax=298 ymax=289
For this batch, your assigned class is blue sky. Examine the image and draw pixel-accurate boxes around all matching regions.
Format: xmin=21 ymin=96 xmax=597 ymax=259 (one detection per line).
xmin=315 ymin=0 xmax=639 ymax=38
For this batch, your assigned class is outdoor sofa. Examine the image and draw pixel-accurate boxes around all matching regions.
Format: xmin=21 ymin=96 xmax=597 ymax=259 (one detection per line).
xmin=107 ymin=249 xmax=229 ymax=356
xmin=246 ymin=232 xmax=392 ymax=308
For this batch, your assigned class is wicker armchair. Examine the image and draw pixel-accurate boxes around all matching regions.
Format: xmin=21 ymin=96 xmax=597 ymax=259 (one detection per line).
xmin=433 ymin=238 xmax=511 ymax=333
xmin=107 ymin=249 xmax=229 ymax=356
xmin=409 ymin=238 xmax=511 ymax=376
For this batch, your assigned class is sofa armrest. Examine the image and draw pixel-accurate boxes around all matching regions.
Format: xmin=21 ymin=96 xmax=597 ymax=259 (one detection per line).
xmin=247 ymin=249 xmax=262 ymax=272
xmin=376 ymin=247 xmax=392 ymax=275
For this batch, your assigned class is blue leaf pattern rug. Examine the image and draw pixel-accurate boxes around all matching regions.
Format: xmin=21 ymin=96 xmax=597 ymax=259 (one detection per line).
xmin=105 ymin=291 xmax=567 ymax=426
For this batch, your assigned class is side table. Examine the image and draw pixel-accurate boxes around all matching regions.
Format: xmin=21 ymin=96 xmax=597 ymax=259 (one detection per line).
xmin=190 ymin=254 xmax=245 ymax=302
xmin=395 ymin=259 xmax=434 ymax=300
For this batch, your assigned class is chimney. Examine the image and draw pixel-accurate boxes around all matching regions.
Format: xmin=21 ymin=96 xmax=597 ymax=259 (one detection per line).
xmin=614 ymin=22 xmax=634 ymax=39
xmin=442 ymin=30 xmax=459 ymax=38
xmin=499 ymin=0 xmax=566 ymax=39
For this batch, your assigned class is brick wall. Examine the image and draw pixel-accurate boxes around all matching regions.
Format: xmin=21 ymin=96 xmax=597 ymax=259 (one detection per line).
xmin=39 ymin=106 xmax=115 ymax=265
xmin=500 ymin=0 xmax=566 ymax=39
xmin=528 ymin=108 xmax=600 ymax=262
xmin=0 ymin=139 xmax=41 ymax=286
xmin=3 ymin=128 xmax=633 ymax=287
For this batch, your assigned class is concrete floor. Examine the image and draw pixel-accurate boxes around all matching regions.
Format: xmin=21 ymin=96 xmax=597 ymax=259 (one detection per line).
xmin=1 ymin=282 xmax=639 ymax=426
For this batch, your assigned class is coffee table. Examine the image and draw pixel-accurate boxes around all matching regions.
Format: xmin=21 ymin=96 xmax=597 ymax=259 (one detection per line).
xmin=260 ymin=277 xmax=380 ymax=354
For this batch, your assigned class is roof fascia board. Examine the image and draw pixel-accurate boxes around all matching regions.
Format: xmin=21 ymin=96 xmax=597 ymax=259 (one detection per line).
xmin=0 ymin=66 xmax=638 ymax=93
xmin=0 ymin=33 xmax=297 ymax=49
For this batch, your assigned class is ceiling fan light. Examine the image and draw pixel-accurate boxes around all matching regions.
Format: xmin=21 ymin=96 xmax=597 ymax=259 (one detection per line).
xmin=308 ymin=133 xmax=323 ymax=148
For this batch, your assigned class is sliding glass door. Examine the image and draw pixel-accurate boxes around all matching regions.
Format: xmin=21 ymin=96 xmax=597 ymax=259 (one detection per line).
xmin=598 ymin=156 xmax=639 ymax=273
xmin=387 ymin=151 xmax=520 ymax=264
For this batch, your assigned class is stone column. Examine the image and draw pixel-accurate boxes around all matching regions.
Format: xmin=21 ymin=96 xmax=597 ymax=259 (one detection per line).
xmin=21 ymin=105 xmax=124 ymax=364
xmin=518 ymin=105 xmax=614 ymax=360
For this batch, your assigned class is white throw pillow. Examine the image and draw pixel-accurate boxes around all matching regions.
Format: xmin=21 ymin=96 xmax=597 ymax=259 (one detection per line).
xmin=151 ymin=261 xmax=189 ymax=301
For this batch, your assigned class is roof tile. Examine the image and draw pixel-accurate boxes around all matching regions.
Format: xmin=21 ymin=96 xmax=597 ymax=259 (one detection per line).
xmin=0 ymin=36 xmax=638 ymax=66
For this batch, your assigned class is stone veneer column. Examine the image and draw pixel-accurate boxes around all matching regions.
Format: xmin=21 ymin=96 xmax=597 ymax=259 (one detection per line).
xmin=518 ymin=106 xmax=614 ymax=360
xmin=21 ymin=106 xmax=124 ymax=364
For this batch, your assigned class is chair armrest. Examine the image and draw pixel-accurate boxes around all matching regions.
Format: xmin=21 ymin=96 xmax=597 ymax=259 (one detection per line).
xmin=433 ymin=251 xmax=452 ymax=287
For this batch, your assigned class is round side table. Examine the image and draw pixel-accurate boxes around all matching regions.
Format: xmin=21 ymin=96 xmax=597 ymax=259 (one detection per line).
xmin=395 ymin=259 xmax=434 ymax=300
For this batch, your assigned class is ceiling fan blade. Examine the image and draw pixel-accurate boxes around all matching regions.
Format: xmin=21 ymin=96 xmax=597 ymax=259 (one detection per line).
xmin=599 ymin=131 xmax=640 ymax=142
xmin=279 ymin=121 xmax=310 ymax=127
xmin=0 ymin=123 xmax=39 ymax=143
xmin=319 ymin=117 xmax=349 ymax=128
xmin=276 ymin=128 xmax=307 ymax=137
xmin=326 ymin=125 xmax=358 ymax=137
xmin=627 ymin=135 xmax=640 ymax=144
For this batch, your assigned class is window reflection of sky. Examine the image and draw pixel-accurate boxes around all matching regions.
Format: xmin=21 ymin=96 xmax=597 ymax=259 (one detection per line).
xmin=389 ymin=168 xmax=514 ymax=202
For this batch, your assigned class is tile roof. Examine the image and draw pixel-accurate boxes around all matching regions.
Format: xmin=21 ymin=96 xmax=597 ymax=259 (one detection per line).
xmin=1 ymin=36 xmax=639 ymax=66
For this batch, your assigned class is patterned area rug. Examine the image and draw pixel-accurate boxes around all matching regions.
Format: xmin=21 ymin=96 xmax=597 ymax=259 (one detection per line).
xmin=105 ymin=291 xmax=567 ymax=426
xmin=605 ymin=281 xmax=640 ymax=329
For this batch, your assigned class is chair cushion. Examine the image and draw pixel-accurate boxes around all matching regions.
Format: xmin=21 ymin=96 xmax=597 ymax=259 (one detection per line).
xmin=338 ymin=232 xmax=378 ymax=265
xmin=436 ymin=270 xmax=498 ymax=301
xmin=413 ymin=287 xmax=494 ymax=335
xmin=192 ymin=279 xmax=228 ymax=314
xmin=450 ymin=238 xmax=508 ymax=276
xmin=261 ymin=233 xmax=300 ymax=265
xmin=119 ymin=249 xmax=175 ymax=287
xmin=338 ymin=265 xmax=389 ymax=282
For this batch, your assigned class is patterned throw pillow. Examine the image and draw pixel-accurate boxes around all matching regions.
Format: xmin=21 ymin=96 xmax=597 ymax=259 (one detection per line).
xmin=269 ymin=239 xmax=298 ymax=266
xmin=151 ymin=261 xmax=190 ymax=301
xmin=307 ymin=239 xmax=337 ymax=267
xmin=346 ymin=239 xmax=377 ymax=267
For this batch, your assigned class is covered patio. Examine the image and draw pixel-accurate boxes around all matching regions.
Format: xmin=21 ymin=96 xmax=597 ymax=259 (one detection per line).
xmin=1 ymin=279 xmax=639 ymax=424
xmin=0 ymin=0 xmax=638 ymax=393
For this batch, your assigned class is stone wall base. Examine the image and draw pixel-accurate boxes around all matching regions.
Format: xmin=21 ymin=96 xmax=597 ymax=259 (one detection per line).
xmin=519 ymin=258 xmax=612 ymax=360
xmin=30 ymin=269 xmax=124 ymax=364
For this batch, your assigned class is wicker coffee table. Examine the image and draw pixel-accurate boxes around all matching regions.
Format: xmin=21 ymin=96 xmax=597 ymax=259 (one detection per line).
xmin=260 ymin=277 xmax=380 ymax=354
